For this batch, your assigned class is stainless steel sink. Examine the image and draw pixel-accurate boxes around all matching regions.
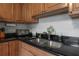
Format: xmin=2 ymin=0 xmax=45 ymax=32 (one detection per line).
xmin=28 ymin=38 xmax=48 ymax=46
xmin=28 ymin=38 xmax=62 ymax=48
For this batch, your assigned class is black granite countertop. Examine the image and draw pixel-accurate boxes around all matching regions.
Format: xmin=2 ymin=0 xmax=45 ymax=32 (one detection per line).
xmin=19 ymin=38 xmax=62 ymax=56
xmin=0 ymin=38 xmax=17 ymax=43
xmin=19 ymin=38 xmax=79 ymax=56
xmin=0 ymin=37 xmax=62 ymax=56
xmin=1 ymin=37 xmax=79 ymax=56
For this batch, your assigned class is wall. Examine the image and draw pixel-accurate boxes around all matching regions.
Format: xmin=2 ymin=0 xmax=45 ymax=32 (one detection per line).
xmin=28 ymin=13 xmax=79 ymax=37
xmin=0 ymin=13 xmax=79 ymax=37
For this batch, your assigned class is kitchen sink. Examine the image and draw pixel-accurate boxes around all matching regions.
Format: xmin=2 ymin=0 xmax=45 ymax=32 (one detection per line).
xmin=27 ymin=38 xmax=62 ymax=48
xmin=28 ymin=38 xmax=48 ymax=46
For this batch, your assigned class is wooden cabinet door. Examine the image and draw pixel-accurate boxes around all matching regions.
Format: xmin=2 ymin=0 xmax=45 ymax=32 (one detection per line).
xmin=22 ymin=3 xmax=42 ymax=23
xmin=23 ymin=4 xmax=34 ymax=23
xmin=0 ymin=42 xmax=8 ymax=56
xmin=19 ymin=47 xmax=33 ymax=56
xmin=0 ymin=3 xmax=22 ymax=23
xmin=31 ymin=3 xmax=41 ymax=23
xmin=44 ymin=3 xmax=68 ymax=12
xmin=31 ymin=3 xmax=42 ymax=16
xmin=22 ymin=4 xmax=29 ymax=23
xmin=32 ymin=3 xmax=45 ymax=16
xmin=69 ymin=3 xmax=79 ymax=17
xmin=0 ymin=3 xmax=13 ymax=22
xmin=8 ymin=40 xmax=19 ymax=56
xmin=18 ymin=41 xmax=33 ymax=56
xmin=38 ymin=4 xmax=45 ymax=14
xmin=21 ymin=4 xmax=26 ymax=23
xmin=13 ymin=3 xmax=22 ymax=23
xmin=44 ymin=3 xmax=57 ymax=11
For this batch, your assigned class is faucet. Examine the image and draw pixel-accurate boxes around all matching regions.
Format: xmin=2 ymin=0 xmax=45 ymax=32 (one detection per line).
xmin=37 ymin=34 xmax=41 ymax=43
xmin=48 ymin=34 xmax=50 ymax=40
xmin=58 ymin=34 xmax=63 ymax=42
xmin=39 ymin=34 xmax=41 ymax=39
xmin=48 ymin=34 xmax=52 ymax=47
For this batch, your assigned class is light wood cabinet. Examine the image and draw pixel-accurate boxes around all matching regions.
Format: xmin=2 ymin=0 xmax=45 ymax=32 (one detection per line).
xmin=22 ymin=4 xmax=30 ymax=23
xmin=19 ymin=47 xmax=33 ymax=56
xmin=13 ymin=3 xmax=22 ymax=23
xmin=25 ymin=4 xmax=33 ymax=23
xmin=0 ymin=42 xmax=8 ymax=56
xmin=44 ymin=3 xmax=57 ymax=11
xmin=69 ymin=3 xmax=79 ymax=17
xmin=33 ymin=3 xmax=68 ymax=18
xmin=22 ymin=3 xmax=44 ymax=23
xmin=0 ymin=3 xmax=13 ymax=22
xmin=0 ymin=3 xmax=23 ymax=23
xmin=32 ymin=3 xmax=45 ymax=17
xmin=21 ymin=4 xmax=27 ymax=23
xmin=0 ymin=3 xmax=68 ymax=23
xmin=18 ymin=40 xmax=33 ymax=56
xmin=44 ymin=3 xmax=68 ymax=12
xmin=22 ymin=4 xmax=37 ymax=23
xmin=8 ymin=40 xmax=19 ymax=56
xmin=31 ymin=3 xmax=44 ymax=16
xmin=31 ymin=3 xmax=42 ymax=23
xmin=19 ymin=41 xmax=55 ymax=56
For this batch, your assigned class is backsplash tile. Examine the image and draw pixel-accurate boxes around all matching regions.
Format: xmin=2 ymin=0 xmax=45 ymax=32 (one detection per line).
xmin=28 ymin=13 xmax=79 ymax=37
xmin=0 ymin=23 xmax=28 ymax=33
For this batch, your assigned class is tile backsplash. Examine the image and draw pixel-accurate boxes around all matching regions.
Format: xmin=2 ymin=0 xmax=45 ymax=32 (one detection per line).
xmin=28 ymin=13 xmax=79 ymax=37
xmin=0 ymin=23 xmax=28 ymax=33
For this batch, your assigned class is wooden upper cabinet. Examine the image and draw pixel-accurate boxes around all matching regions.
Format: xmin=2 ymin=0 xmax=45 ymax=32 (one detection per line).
xmin=0 ymin=3 xmax=22 ymax=23
xmin=28 ymin=3 xmax=45 ymax=23
xmin=44 ymin=3 xmax=68 ymax=12
xmin=69 ymin=3 xmax=79 ymax=17
xmin=21 ymin=4 xmax=26 ymax=23
xmin=31 ymin=3 xmax=44 ymax=16
xmin=33 ymin=3 xmax=68 ymax=18
xmin=0 ymin=3 xmax=68 ymax=23
xmin=31 ymin=3 xmax=42 ymax=23
xmin=13 ymin=3 xmax=22 ymax=23
xmin=32 ymin=3 xmax=45 ymax=16
xmin=22 ymin=4 xmax=39 ymax=23
xmin=0 ymin=3 xmax=13 ymax=22
xmin=25 ymin=4 xmax=33 ymax=23
xmin=44 ymin=3 xmax=57 ymax=11
xmin=22 ymin=4 xmax=30 ymax=23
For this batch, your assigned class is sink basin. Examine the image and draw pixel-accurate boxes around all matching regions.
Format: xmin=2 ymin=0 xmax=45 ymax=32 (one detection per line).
xmin=49 ymin=41 xmax=62 ymax=48
xmin=29 ymin=38 xmax=48 ymax=46
xmin=28 ymin=38 xmax=62 ymax=48
xmin=41 ymin=40 xmax=62 ymax=48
